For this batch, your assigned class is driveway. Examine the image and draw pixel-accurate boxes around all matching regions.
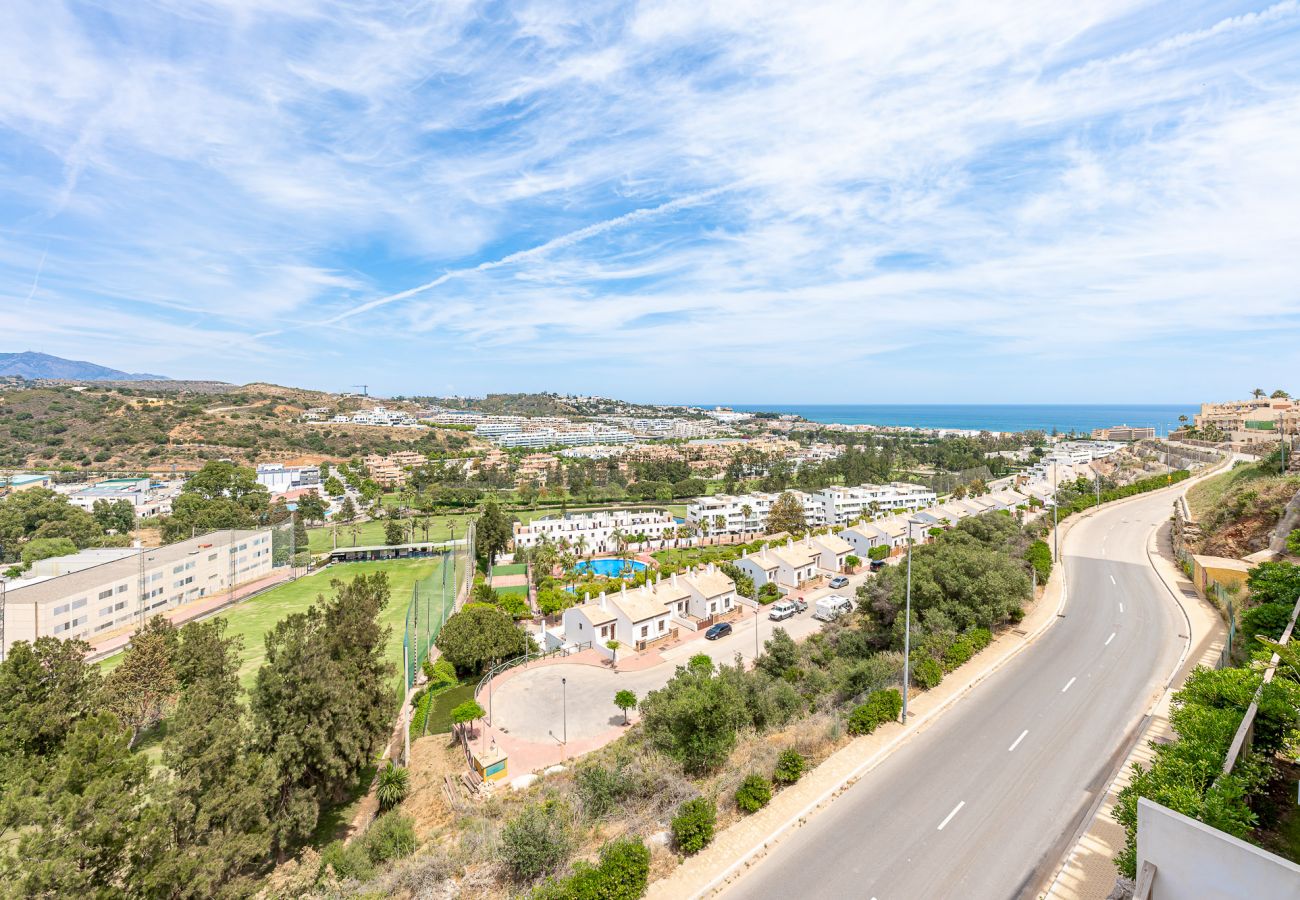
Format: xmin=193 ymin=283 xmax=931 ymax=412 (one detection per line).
xmin=485 ymin=569 xmax=874 ymax=748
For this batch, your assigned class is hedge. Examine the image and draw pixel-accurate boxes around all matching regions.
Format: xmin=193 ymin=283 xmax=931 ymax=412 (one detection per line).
xmin=910 ymin=655 xmax=944 ymax=689
xmin=847 ymin=688 xmax=902 ymax=736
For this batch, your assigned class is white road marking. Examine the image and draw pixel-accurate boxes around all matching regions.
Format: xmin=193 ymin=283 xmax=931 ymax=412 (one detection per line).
xmin=1105 ymin=632 xmax=1116 ymax=646
xmin=1110 ymin=575 xmax=1116 ymax=586
xmin=937 ymin=801 xmax=966 ymax=830
xmin=1062 ymin=676 xmax=1077 ymax=693
xmin=1119 ymin=602 xmax=1124 ymax=613
xmin=1008 ymin=729 xmax=1029 ymax=752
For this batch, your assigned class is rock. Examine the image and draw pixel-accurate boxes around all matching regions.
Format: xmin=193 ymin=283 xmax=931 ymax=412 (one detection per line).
xmin=510 ymin=774 xmax=539 ymax=791
xmin=649 ymin=830 xmax=671 ymax=847
xmin=543 ymin=765 xmax=566 ymax=775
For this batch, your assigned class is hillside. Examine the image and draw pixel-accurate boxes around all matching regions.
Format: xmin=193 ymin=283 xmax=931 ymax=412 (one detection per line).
xmin=0 ymin=383 xmax=489 ymax=471
xmin=1187 ymin=460 xmax=1300 ymax=557
xmin=0 ymin=351 xmax=168 ymax=381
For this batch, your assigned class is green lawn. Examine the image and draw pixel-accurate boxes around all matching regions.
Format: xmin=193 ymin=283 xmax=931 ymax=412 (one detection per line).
xmin=494 ymin=585 xmax=530 ymax=597
xmin=492 ymin=563 xmax=527 ymax=576
xmin=307 ymin=513 xmax=473 ymax=553
xmin=101 ymin=557 xmax=458 ymax=705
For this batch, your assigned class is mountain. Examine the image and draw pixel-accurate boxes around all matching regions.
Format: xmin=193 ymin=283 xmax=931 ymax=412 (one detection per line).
xmin=0 ymin=351 xmax=169 ymax=382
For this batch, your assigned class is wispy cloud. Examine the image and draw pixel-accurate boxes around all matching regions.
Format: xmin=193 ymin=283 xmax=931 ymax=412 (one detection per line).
xmin=1 ymin=0 xmax=1298 ymax=399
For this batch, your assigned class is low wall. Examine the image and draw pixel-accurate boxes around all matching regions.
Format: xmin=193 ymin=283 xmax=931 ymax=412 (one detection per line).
xmin=1136 ymin=798 xmax=1300 ymax=899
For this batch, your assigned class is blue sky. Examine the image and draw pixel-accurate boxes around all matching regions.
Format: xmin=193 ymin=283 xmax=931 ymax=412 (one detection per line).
xmin=2 ymin=1 xmax=1299 ymax=403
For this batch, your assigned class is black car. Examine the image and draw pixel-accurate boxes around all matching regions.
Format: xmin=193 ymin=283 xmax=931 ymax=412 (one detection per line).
xmin=705 ymin=622 xmax=733 ymax=640
xmin=869 ymin=559 xmax=887 ymax=571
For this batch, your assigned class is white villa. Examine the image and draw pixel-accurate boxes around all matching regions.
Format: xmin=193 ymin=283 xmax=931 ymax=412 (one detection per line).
xmin=687 ymin=482 xmax=936 ymax=535
xmin=512 ymin=508 xmax=679 ymax=553
xmin=561 ymin=566 xmax=739 ymax=650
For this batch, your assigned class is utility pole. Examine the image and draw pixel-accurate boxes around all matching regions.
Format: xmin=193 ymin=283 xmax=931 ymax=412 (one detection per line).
xmin=1052 ymin=460 xmax=1059 ymax=562
xmin=902 ymin=520 xmax=914 ymax=723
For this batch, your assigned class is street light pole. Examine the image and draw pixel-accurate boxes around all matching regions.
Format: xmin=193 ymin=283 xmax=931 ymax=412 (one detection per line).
xmin=1052 ymin=460 xmax=1059 ymax=562
xmin=902 ymin=520 xmax=914 ymax=723
xmin=562 ymin=676 xmax=567 ymax=746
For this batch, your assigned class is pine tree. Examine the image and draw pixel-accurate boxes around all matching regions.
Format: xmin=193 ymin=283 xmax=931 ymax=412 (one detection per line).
xmin=765 ymin=491 xmax=807 ymax=535
xmin=101 ymin=615 xmax=180 ymax=747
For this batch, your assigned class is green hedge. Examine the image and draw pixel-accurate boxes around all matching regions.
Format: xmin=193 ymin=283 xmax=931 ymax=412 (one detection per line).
xmin=847 ymin=689 xmax=902 ymax=736
xmin=532 ymin=838 xmax=650 ymax=900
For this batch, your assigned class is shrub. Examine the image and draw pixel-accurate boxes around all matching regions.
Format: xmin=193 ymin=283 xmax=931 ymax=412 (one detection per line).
xmin=967 ymin=627 xmax=993 ymax=652
xmin=424 ymin=657 xmax=457 ymax=685
xmin=772 ymin=748 xmax=805 ymax=786
xmin=502 ymin=803 xmax=573 ymax=882
xmin=1239 ymin=603 xmax=1293 ymax=656
xmin=758 ymin=582 xmax=780 ymax=604
xmin=735 ymin=774 xmax=772 ymax=814
xmin=363 ymin=811 xmax=418 ymax=863
xmin=867 ymin=545 xmax=889 ymax=561
xmin=318 ymin=840 xmax=374 ymax=882
xmin=847 ymin=689 xmax=902 ymax=736
xmin=910 ymin=655 xmax=944 ymax=689
xmin=845 ymin=554 xmax=861 ymax=569
xmin=533 ymin=838 xmax=650 ymax=900
xmin=575 ymin=763 xmax=635 ymax=819
xmin=376 ymin=761 xmax=410 ymax=811
xmin=941 ymin=636 xmax=974 ymax=671
xmin=671 ymin=797 xmax=716 ymax=854
xmin=1025 ymin=540 xmax=1052 ymax=585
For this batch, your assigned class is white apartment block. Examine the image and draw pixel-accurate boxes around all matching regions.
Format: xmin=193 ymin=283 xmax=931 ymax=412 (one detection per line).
xmin=331 ymin=405 xmax=422 ymax=428
xmin=256 ymin=464 xmax=321 ymax=493
xmin=486 ymin=426 xmax=637 ymax=448
xmin=1 ymin=529 xmax=275 ymax=655
xmin=512 ymin=508 xmax=679 ymax=552
xmin=687 ymin=482 xmax=937 ymax=535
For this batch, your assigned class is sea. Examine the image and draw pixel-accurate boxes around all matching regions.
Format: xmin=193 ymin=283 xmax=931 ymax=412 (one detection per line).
xmin=713 ymin=404 xmax=1199 ymax=436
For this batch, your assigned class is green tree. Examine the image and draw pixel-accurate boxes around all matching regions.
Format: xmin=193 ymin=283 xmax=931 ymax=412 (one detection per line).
xmin=639 ymin=657 xmax=748 ymax=774
xmin=162 ymin=461 xmax=270 ymax=544
xmin=1246 ymin=561 xmax=1300 ymax=606
xmin=773 ymin=748 xmax=805 ymax=785
xmin=765 ymin=491 xmax=807 ymax=535
xmin=323 ymin=476 xmax=346 ymax=497
xmin=250 ymin=573 xmax=397 ymax=855
xmin=375 ymin=761 xmax=410 ymax=812
xmin=384 ymin=519 xmax=405 ymax=546
xmin=92 ymin=498 xmax=136 ymax=534
xmin=101 ymin=615 xmax=180 ymax=747
xmin=18 ymin=536 xmax=78 ymax=570
xmin=614 ymin=689 xmax=637 ymax=725
xmin=501 ymin=802 xmax=573 ymax=882
xmin=0 ymin=487 xmax=103 ymax=552
xmin=450 ymin=699 xmax=486 ymax=739
xmin=475 ymin=497 xmax=514 ymax=569
xmin=337 ymin=496 xmax=358 ymax=522
xmin=296 ymin=493 xmax=327 ymax=524
xmin=0 ymin=636 xmax=103 ymax=759
xmin=435 ymin=604 xmax=528 ymax=673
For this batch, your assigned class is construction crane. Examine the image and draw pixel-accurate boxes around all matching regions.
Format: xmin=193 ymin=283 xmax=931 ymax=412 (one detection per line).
xmin=352 ymin=384 xmax=369 ymax=397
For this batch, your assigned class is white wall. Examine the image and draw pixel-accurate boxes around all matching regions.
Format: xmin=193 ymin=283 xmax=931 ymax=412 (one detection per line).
xmin=1137 ymin=798 xmax=1300 ymax=899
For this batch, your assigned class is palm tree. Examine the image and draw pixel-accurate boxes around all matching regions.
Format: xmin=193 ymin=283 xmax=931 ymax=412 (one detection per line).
xmin=559 ymin=550 xmax=577 ymax=589
xmin=1252 ymin=387 xmax=1266 ymax=399
xmin=741 ymin=503 xmax=753 ymax=539
xmin=714 ymin=515 xmax=726 ymax=542
xmin=575 ymin=534 xmax=588 ymax=559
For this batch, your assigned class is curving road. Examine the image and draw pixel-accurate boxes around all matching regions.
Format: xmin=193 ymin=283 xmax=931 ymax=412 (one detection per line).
xmin=723 ymin=487 xmax=1188 ymax=900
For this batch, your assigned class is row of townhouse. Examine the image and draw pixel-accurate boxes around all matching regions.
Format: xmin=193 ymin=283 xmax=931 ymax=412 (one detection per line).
xmin=686 ymin=482 xmax=938 ymax=535
xmin=1 ymin=529 xmax=275 ymax=656
xmin=735 ymin=533 xmax=853 ymax=591
xmin=512 ymin=508 xmax=680 ymax=552
xmin=562 ymin=565 xmax=739 ymax=650
xmin=838 ymin=488 xmax=1032 ymax=559
xmin=330 ymin=406 xmax=423 ymax=428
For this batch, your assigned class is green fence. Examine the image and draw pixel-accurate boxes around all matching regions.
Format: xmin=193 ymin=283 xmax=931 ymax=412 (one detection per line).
xmin=402 ymin=545 xmax=465 ymax=696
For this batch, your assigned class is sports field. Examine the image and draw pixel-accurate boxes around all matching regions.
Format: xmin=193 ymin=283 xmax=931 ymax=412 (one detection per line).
xmin=101 ymin=556 xmax=459 ymax=704
xmin=306 ymin=513 xmax=473 ymax=553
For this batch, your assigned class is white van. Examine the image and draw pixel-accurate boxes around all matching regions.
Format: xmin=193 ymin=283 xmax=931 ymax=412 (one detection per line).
xmin=768 ymin=600 xmax=798 ymax=621
xmin=813 ymin=594 xmax=854 ymax=622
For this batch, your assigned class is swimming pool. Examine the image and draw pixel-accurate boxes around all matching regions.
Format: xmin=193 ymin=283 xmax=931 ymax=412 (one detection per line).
xmin=571 ymin=558 xmax=648 ymax=578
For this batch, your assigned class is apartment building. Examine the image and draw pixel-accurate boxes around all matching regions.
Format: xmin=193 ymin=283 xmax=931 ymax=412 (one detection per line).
xmin=255 ymin=464 xmax=321 ymax=493
xmin=687 ymin=482 xmax=937 ymax=535
xmin=736 ymin=539 xmax=821 ymax=591
xmin=1 ymin=529 xmax=275 ymax=655
xmin=361 ymin=451 xmax=428 ymax=487
xmin=515 ymin=453 xmax=561 ymax=486
xmin=1191 ymin=397 xmax=1300 ymax=446
xmin=511 ymin=508 xmax=679 ymax=552
xmin=1091 ymin=425 xmax=1157 ymax=441
xmin=488 ymin=426 xmax=636 ymax=448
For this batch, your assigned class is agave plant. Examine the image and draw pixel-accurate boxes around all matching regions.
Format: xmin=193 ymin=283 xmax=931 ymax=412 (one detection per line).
xmin=376 ymin=761 xmax=410 ymax=812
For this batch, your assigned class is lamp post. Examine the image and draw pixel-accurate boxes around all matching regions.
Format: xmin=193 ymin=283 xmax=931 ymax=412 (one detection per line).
xmin=1052 ymin=460 xmax=1059 ymax=562
xmin=562 ymin=676 xmax=567 ymax=746
xmin=901 ymin=519 xmax=915 ymax=724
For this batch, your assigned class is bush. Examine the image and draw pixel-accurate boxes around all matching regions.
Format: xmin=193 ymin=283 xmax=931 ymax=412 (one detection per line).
xmin=533 ymin=838 xmax=649 ymax=900
xmin=671 ymin=797 xmax=716 ymax=854
xmin=376 ymin=761 xmax=410 ymax=811
xmin=1239 ymin=603 xmax=1293 ymax=656
xmin=1025 ymin=540 xmax=1052 ymax=585
xmin=363 ymin=810 xmax=418 ymax=863
xmin=967 ymin=627 xmax=993 ymax=652
xmin=867 ymin=545 xmax=889 ymax=561
xmin=910 ymin=655 xmax=944 ymax=689
xmin=847 ymin=688 xmax=902 ymax=736
xmin=735 ymin=774 xmax=771 ymax=814
xmin=318 ymin=839 xmax=374 ymax=882
xmin=941 ymin=636 xmax=974 ymax=671
xmin=845 ymin=554 xmax=861 ymax=569
xmin=758 ymin=583 xmax=780 ymax=604
xmin=502 ymin=803 xmax=573 ymax=882
xmin=424 ymin=657 xmax=456 ymax=685
xmin=575 ymin=763 xmax=635 ymax=819
xmin=772 ymin=748 xmax=805 ymax=786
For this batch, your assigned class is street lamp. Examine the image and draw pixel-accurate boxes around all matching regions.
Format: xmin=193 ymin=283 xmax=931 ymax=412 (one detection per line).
xmin=1052 ymin=460 xmax=1059 ymax=562
xmin=562 ymin=676 xmax=567 ymax=746
xmin=901 ymin=519 xmax=915 ymax=724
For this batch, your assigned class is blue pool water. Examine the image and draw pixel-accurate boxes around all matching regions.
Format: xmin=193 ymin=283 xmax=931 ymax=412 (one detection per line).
xmin=572 ymin=558 xmax=648 ymax=578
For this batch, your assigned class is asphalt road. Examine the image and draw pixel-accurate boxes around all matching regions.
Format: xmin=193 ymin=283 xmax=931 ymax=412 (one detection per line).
xmin=724 ymin=488 xmax=1187 ymax=900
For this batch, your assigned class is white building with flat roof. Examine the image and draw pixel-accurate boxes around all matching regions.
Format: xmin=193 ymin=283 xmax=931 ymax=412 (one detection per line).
xmin=1 ymin=529 xmax=275 ymax=655
xmin=687 ymin=482 xmax=936 ymax=535
xmin=512 ymin=508 xmax=678 ymax=553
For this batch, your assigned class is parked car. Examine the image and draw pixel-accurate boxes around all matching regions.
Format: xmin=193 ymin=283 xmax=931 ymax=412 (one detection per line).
xmin=792 ymin=598 xmax=809 ymax=614
xmin=828 ymin=575 xmax=849 ymax=589
xmin=869 ymin=559 xmax=887 ymax=571
xmin=768 ymin=600 xmax=797 ymax=621
xmin=705 ymin=622 xmax=733 ymax=640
